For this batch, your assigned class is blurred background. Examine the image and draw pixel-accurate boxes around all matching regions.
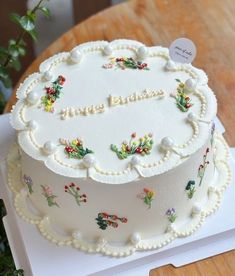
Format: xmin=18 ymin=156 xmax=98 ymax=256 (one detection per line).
xmin=0 ymin=0 xmax=124 ymax=104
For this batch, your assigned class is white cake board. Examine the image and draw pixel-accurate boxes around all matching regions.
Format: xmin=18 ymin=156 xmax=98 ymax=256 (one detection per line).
xmin=0 ymin=113 xmax=235 ymax=276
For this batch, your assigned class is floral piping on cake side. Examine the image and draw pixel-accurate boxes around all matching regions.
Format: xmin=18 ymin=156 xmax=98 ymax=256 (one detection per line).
xmin=41 ymin=75 xmax=66 ymax=112
xmin=102 ymin=57 xmax=150 ymax=70
xmin=59 ymin=138 xmax=94 ymax=159
xmin=110 ymin=132 xmax=154 ymax=159
xmin=174 ymin=79 xmax=193 ymax=112
xmin=96 ymin=213 xmax=128 ymax=230
xmin=198 ymin=148 xmax=210 ymax=186
xmin=137 ymin=188 xmax=155 ymax=208
xmin=166 ymin=208 xmax=177 ymax=223
xmin=185 ymin=180 xmax=196 ymax=199
xmin=64 ymin=182 xmax=87 ymax=206
xmin=41 ymin=185 xmax=59 ymax=207
xmin=23 ymin=174 xmax=33 ymax=194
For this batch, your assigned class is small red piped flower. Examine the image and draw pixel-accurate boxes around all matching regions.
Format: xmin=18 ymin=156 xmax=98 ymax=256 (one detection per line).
xmin=58 ymin=75 xmax=66 ymax=85
xmin=131 ymin=132 xmax=136 ymax=138
xmin=65 ymin=146 xmax=74 ymax=153
xmin=143 ymin=188 xmax=150 ymax=193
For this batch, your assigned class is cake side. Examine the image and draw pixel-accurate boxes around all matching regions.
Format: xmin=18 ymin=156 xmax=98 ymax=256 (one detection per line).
xmin=19 ymin=138 xmax=213 ymax=241
xmin=7 ymin=132 xmax=231 ymax=255
xmin=10 ymin=39 xmax=217 ymax=184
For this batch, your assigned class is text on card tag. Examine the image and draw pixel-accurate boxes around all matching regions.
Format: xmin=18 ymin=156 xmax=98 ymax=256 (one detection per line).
xmin=169 ymin=38 xmax=197 ymax=64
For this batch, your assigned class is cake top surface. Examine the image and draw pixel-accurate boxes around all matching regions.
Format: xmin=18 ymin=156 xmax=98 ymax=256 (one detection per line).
xmin=11 ymin=39 xmax=217 ymax=184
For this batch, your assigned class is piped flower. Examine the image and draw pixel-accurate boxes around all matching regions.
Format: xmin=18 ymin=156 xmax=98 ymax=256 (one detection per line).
xmin=41 ymin=75 xmax=66 ymax=112
xmin=173 ymin=79 xmax=193 ymax=112
xmin=166 ymin=208 xmax=177 ymax=223
xmin=137 ymin=188 xmax=155 ymax=208
xmin=95 ymin=213 xmax=128 ymax=230
xmin=185 ymin=180 xmax=196 ymax=199
xmin=23 ymin=174 xmax=33 ymax=194
xmin=64 ymin=182 xmax=87 ymax=206
xmin=111 ymin=133 xmax=154 ymax=159
xmin=59 ymin=138 xmax=94 ymax=159
xmin=102 ymin=57 xmax=150 ymax=70
xmin=41 ymin=185 xmax=59 ymax=207
xmin=198 ymin=148 xmax=210 ymax=186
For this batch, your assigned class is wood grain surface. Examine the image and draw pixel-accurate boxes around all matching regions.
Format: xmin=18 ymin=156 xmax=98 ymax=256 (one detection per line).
xmin=4 ymin=0 xmax=235 ymax=274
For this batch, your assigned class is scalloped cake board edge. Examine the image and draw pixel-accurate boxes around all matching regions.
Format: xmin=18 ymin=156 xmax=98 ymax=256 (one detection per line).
xmin=0 ymin=114 xmax=235 ymax=275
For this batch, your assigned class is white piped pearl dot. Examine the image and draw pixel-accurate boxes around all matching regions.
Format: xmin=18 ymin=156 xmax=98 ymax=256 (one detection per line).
xmin=130 ymin=232 xmax=141 ymax=245
xmin=192 ymin=204 xmax=202 ymax=215
xmin=70 ymin=49 xmax=82 ymax=63
xmin=83 ymin=154 xmax=96 ymax=168
xmin=27 ymin=120 xmax=37 ymax=130
xmin=137 ymin=46 xmax=148 ymax=60
xmin=26 ymin=92 xmax=39 ymax=105
xmin=72 ymin=230 xmax=81 ymax=240
xmin=187 ymin=112 xmax=198 ymax=122
xmin=161 ymin=137 xmax=174 ymax=151
xmin=103 ymin=45 xmax=112 ymax=56
xmin=43 ymin=71 xmax=53 ymax=81
xmin=43 ymin=141 xmax=56 ymax=155
xmin=185 ymin=78 xmax=196 ymax=92
xmin=131 ymin=156 xmax=141 ymax=167
xmin=165 ymin=60 xmax=176 ymax=70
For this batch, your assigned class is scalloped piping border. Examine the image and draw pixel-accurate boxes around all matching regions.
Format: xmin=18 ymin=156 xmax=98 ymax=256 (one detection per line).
xmin=7 ymin=133 xmax=232 ymax=257
xmin=10 ymin=40 xmax=215 ymax=182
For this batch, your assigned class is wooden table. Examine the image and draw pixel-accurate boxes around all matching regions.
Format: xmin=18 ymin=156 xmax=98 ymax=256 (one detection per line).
xmin=4 ymin=0 xmax=235 ymax=274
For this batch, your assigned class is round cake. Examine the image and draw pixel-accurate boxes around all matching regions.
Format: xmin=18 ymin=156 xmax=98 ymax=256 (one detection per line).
xmin=9 ymin=39 xmax=231 ymax=256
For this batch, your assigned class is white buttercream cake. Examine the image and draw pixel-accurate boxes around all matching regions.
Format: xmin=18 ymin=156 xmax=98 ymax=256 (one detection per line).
xmin=9 ymin=39 xmax=231 ymax=256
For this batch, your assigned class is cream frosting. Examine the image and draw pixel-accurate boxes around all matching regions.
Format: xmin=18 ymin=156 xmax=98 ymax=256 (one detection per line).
xmin=7 ymin=133 xmax=231 ymax=256
xmin=10 ymin=39 xmax=217 ymax=184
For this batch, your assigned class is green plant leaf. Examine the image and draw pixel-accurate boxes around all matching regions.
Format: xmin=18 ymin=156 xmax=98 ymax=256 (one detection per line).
xmin=0 ymin=75 xmax=12 ymax=88
xmin=18 ymin=45 xmax=26 ymax=56
xmin=9 ymin=58 xmax=21 ymax=71
xmin=27 ymin=29 xmax=38 ymax=41
xmin=0 ymin=47 xmax=8 ymax=64
xmin=8 ymin=44 xmax=19 ymax=58
xmin=9 ymin=13 xmax=21 ymax=26
xmin=9 ymin=39 xmax=16 ymax=46
xmin=39 ymin=6 xmax=51 ymax=18
xmin=0 ymin=66 xmax=8 ymax=79
xmin=19 ymin=15 xmax=35 ymax=31
xmin=26 ymin=10 xmax=36 ymax=22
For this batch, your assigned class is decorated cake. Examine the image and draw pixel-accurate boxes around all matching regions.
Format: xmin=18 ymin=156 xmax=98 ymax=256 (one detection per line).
xmin=9 ymin=39 xmax=231 ymax=256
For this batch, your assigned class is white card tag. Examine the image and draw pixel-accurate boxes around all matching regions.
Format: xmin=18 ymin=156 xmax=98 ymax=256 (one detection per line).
xmin=169 ymin=38 xmax=196 ymax=64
